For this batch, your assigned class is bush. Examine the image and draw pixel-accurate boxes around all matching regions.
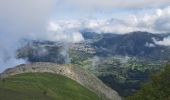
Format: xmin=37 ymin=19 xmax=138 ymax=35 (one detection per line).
xmin=43 ymin=90 xmax=47 ymax=95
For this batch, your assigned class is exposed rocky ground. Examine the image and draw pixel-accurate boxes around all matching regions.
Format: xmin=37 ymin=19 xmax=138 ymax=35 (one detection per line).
xmin=0 ymin=62 xmax=121 ymax=100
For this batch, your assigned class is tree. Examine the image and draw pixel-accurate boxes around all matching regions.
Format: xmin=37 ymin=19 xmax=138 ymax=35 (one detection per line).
xmin=127 ymin=64 xmax=170 ymax=100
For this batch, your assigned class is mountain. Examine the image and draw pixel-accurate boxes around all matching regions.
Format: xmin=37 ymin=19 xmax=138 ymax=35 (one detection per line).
xmin=17 ymin=41 xmax=67 ymax=64
xmin=16 ymin=31 xmax=170 ymax=96
xmin=91 ymin=31 xmax=170 ymax=59
xmin=0 ymin=62 xmax=121 ymax=100
xmin=18 ymin=31 xmax=170 ymax=63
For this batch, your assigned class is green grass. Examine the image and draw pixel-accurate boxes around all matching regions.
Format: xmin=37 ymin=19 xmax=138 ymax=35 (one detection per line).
xmin=0 ymin=73 xmax=102 ymax=100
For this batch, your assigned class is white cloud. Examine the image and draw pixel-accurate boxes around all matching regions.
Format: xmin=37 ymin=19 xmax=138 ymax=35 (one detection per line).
xmin=0 ymin=0 xmax=55 ymax=72
xmin=47 ymin=21 xmax=84 ymax=43
xmin=46 ymin=31 xmax=84 ymax=43
xmin=49 ymin=6 xmax=170 ymax=34
xmin=154 ymin=37 xmax=170 ymax=46
xmin=145 ymin=42 xmax=156 ymax=47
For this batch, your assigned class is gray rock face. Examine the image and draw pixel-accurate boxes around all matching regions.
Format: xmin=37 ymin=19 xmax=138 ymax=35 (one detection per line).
xmin=0 ymin=62 xmax=121 ymax=100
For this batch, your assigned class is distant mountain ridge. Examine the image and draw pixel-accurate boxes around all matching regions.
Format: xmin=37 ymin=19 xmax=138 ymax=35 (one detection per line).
xmin=82 ymin=31 xmax=170 ymax=60
xmin=18 ymin=31 xmax=170 ymax=63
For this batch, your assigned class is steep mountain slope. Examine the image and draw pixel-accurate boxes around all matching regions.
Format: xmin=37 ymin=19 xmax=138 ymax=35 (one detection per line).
xmin=0 ymin=73 xmax=102 ymax=100
xmin=0 ymin=62 xmax=121 ymax=100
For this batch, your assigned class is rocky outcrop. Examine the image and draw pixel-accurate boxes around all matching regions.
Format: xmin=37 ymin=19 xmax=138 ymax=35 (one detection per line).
xmin=0 ymin=62 xmax=121 ymax=100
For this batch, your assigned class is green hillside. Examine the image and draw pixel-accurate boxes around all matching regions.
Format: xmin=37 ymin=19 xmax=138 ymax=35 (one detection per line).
xmin=0 ymin=73 xmax=102 ymax=100
xmin=127 ymin=64 xmax=170 ymax=100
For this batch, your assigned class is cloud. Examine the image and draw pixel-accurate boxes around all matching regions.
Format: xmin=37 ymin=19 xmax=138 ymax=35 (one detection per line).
xmin=50 ymin=6 xmax=170 ymax=34
xmin=47 ymin=19 xmax=134 ymax=34
xmin=153 ymin=8 xmax=170 ymax=32
xmin=0 ymin=0 xmax=55 ymax=35
xmin=0 ymin=0 xmax=85 ymax=72
xmin=0 ymin=0 xmax=55 ymax=72
xmin=46 ymin=31 xmax=84 ymax=43
xmin=154 ymin=37 xmax=170 ymax=46
xmin=47 ymin=21 xmax=84 ymax=43
xmin=145 ymin=42 xmax=156 ymax=47
xmin=135 ymin=6 xmax=170 ymax=33
xmin=58 ymin=0 xmax=170 ymax=10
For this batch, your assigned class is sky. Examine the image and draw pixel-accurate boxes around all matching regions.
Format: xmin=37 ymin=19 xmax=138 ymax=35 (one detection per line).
xmin=48 ymin=0 xmax=170 ymax=34
xmin=53 ymin=0 xmax=170 ymax=19
xmin=0 ymin=0 xmax=170 ymax=71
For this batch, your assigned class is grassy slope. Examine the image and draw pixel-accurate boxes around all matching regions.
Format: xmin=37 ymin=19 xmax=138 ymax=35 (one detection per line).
xmin=0 ymin=73 xmax=102 ymax=100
